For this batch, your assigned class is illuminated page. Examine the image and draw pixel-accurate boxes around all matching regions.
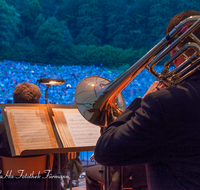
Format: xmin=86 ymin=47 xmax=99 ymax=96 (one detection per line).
xmin=5 ymin=106 xmax=58 ymax=156
xmin=52 ymin=108 xmax=100 ymax=147
xmin=52 ymin=109 xmax=74 ymax=147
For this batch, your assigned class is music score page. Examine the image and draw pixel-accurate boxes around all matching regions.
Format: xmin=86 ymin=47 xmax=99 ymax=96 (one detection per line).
xmin=52 ymin=108 xmax=100 ymax=147
xmin=5 ymin=106 xmax=58 ymax=156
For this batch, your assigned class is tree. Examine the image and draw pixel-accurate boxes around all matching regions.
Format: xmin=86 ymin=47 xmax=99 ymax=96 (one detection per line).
xmin=73 ymin=0 xmax=104 ymax=45
xmin=6 ymin=0 xmax=42 ymax=38
xmin=38 ymin=0 xmax=63 ymax=18
xmin=34 ymin=16 xmax=73 ymax=63
xmin=0 ymin=0 xmax=20 ymax=51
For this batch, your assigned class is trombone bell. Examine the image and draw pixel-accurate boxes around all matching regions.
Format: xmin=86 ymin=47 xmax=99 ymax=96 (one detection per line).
xmin=75 ymin=76 xmax=126 ymax=126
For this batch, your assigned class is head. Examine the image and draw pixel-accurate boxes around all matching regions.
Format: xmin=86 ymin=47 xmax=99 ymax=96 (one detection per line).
xmin=166 ymin=10 xmax=200 ymax=67
xmin=13 ymin=82 xmax=41 ymax=103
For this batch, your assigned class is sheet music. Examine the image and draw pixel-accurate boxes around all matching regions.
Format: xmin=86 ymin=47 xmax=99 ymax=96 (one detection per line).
xmin=52 ymin=110 xmax=74 ymax=147
xmin=5 ymin=107 xmax=58 ymax=155
xmin=53 ymin=108 xmax=100 ymax=147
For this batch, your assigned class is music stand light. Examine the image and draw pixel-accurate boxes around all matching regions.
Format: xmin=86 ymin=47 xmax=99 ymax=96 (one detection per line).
xmin=37 ymin=78 xmax=65 ymax=104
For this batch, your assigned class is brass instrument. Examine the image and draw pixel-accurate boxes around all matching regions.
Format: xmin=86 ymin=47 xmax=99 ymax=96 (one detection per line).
xmin=75 ymin=16 xmax=200 ymax=127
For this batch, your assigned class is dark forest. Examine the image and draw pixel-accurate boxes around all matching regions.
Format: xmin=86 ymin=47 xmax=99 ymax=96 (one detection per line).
xmin=0 ymin=0 xmax=199 ymax=67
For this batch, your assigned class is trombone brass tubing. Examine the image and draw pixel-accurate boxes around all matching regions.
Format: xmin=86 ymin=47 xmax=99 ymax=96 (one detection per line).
xmin=148 ymin=16 xmax=200 ymax=81
xmin=75 ymin=16 xmax=200 ymax=126
xmin=93 ymin=16 xmax=200 ymax=110
xmin=160 ymin=43 xmax=200 ymax=86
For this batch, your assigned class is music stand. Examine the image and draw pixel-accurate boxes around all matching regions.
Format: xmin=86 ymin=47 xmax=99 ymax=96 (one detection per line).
xmin=37 ymin=78 xmax=65 ymax=190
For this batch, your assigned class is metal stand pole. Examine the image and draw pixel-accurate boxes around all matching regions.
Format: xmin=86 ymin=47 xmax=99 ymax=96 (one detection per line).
xmin=105 ymin=166 xmax=111 ymax=190
xmin=68 ymin=153 xmax=74 ymax=190
xmin=45 ymin=85 xmax=61 ymax=190
xmin=45 ymin=85 xmax=51 ymax=104
xmin=57 ymin=154 xmax=61 ymax=190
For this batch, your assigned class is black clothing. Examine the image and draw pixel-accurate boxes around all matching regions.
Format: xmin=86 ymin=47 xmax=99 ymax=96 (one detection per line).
xmin=0 ymin=121 xmax=11 ymax=157
xmin=95 ymin=72 xmax=200 ymax=190
xmin=86 ymin=164 xmax=147 ymax=190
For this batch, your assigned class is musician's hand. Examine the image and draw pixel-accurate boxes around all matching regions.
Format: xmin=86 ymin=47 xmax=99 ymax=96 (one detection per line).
xmin=143 ymin=81 xmax=166 ymax=98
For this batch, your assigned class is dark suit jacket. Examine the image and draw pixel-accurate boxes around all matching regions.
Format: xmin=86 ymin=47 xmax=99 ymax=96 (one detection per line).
xmin=94 ymin=71 xmax=200 ymax=190
xmin=0 ymin=120 xmax=12 ymax=157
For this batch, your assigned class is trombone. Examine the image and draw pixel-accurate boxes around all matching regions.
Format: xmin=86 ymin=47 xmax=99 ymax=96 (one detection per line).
xmin=75 ymin=16 xmax=200 ymax=127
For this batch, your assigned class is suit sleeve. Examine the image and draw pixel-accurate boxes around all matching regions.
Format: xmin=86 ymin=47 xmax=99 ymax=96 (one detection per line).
xmin=0 ymin=121 xmax=12 ymax=157
xmin=94 ymin=94 xmax=166 ymax=166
